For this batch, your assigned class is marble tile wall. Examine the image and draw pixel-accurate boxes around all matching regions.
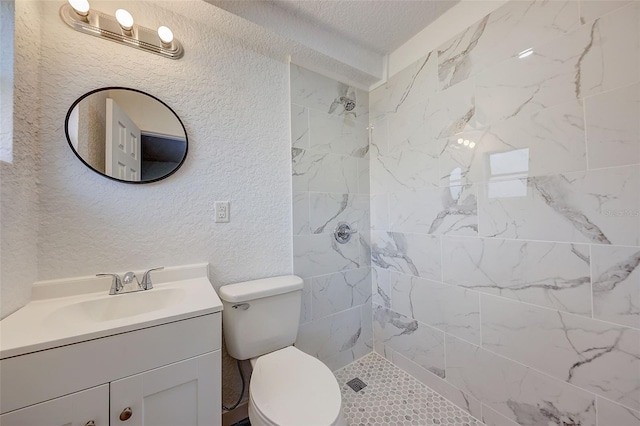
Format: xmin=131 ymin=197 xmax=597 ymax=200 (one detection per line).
xmin=369 ymin=1 xmax=640 ymax=425
xmin=291 ymin=65 xmax=372 ymax=371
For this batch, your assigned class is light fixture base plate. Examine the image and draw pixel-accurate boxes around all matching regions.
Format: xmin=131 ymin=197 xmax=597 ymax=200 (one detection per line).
xmin=59 ymin=4 xmax=184 ymax=60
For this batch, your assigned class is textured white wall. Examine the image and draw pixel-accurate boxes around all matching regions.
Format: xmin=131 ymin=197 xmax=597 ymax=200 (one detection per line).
xmin=0 ymin=0 xmax=41 ymax=319
xmin=31 ymin=0 xmax=292 ymax=287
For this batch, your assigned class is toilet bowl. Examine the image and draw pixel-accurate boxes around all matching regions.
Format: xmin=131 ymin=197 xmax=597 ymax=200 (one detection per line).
xmin=218 ymin=275 xmax=347 ymax=426
xmin=248 ymin=346 xmax=346 ymax=426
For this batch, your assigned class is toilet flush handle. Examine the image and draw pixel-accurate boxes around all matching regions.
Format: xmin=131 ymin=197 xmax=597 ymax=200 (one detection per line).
xmin=232 ymin=303 xmax=250 ymax=310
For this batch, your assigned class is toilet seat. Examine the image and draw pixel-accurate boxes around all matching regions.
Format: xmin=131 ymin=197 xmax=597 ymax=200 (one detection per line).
xmin=249 ymin=346 xmax=345 ymax=426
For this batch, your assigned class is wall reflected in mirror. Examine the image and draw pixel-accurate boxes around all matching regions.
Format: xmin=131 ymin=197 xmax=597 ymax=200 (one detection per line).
xmin=65 ymin=88 xmax=187 ymax=183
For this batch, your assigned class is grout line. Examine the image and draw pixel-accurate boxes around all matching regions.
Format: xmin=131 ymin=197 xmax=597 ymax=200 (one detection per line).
xmin=385 ymin=266 xmax=640 ymax=332
xmin=589 ymin=244 xmax=595 ymax=319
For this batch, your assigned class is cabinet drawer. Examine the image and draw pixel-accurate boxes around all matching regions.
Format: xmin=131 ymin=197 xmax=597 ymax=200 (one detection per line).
xmin=0 ymin=384 xmax=108 ymax=426
xmin=0 ymin=313 xmax=221 ymax=414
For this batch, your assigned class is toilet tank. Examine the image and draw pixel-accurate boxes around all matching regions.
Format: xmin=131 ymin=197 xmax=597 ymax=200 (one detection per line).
xmin=218 ymin=275 xmax=304 ymax=360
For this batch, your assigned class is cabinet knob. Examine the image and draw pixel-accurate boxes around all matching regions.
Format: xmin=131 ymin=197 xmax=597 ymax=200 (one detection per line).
xmin=85 ymin=422 xmax=96 ymax=426
xmin=119 ymin=407 xmax=133 ymax=421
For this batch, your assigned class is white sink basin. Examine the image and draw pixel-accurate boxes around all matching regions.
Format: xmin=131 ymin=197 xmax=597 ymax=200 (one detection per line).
xmin=0 ymin=264 xmax=222 ymax=359
xmin=47 ymin=287 xmax=187 ymax=324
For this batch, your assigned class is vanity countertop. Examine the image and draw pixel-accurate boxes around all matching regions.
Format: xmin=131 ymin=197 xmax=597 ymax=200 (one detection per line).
xmin=0 ymin=263 xmax=222 ymax=359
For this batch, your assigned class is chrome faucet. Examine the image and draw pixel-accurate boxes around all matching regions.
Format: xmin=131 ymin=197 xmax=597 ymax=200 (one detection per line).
xmin=97 ymin=273 xmax=124 ymax=295
xmin=141 ymin=267 xmax=164 ymax=290
xmin=97 ymin=267 xmax=164 ymax=295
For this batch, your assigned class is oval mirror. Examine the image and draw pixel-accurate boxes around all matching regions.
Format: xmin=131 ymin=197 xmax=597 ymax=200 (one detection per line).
xmin=65 ymin=87 xmax=188 ymax=184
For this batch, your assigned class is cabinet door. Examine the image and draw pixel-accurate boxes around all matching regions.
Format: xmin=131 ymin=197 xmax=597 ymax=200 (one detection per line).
xmin=110 ymin=351 xmax=220 ymax=426
xmin=0 ymin=384 xmax=108 ymax=426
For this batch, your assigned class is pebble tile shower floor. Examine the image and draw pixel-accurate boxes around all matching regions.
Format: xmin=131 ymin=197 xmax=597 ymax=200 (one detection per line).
xmin=334 ymin=353 xmax=484 ymax=426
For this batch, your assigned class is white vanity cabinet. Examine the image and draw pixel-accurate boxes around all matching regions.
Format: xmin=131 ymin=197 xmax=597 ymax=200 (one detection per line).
xmin=0 ymin=314 xmax=222 ymax=426
xmin=110 ymin=351 xmax=220 ymax=426
xmin=0 ymin=385 xmax=109 ymax=426
xmin=0 ymin=264 xmax=224 ymax=426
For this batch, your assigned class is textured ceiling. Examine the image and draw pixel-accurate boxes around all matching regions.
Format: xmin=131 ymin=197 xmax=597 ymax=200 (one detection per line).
xmin=212 ymin=0 xmax=459 ymax=54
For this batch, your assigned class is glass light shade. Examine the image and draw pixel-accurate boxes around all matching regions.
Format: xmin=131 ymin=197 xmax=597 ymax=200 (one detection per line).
xmin=469 ymin=142 xmax=476 ymax=149
xmin=457 ymin=138 xmax=463 ymax=145
xmin=115 ymin=9 xmax=134 ymax=31
xmin=463 ymin=140 xmax=470 ymax=146
xmin=157 ymin=26 xmax=174 ymax=45
xmin=68 ymin=0 xmax=90 ymax=16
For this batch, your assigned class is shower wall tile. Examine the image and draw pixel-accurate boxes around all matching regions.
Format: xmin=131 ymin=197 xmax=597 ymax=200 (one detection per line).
xmin=369 ymin=117 xmax=388 ymax=157
xmin=292 ymin=148 xmax=359 ymax=193
xmin=439 ymin=99 xmax=587 ymax=186
xmin=293 ymin=233 xmax=359 ymax=279
xmin=291 ymin=104 xmax=309 ymax=150
xmin=308 ymin=193 xmax=368 ymax=235
xmin=591 ymin=245 xmax=640 ymax=329
xmin=370 ymin=231 xmax=441 ymax=280
xmin=357 ymin=158 xmax=370 ymax=194
xmin=446 ymin=335 xmax=597 ymax=426
xmin=369 ymin=51 xmax=438 ymax=120
xmin=389 ymin=271 xmax=481 ymax=345
xmin=481 ymin=294 xmax=640 ymax=411
xmin=296 ymin=305 xmax=369 ymax=371
xmin=311 ymin=268 xmax=372 ymax=320
xmin=368 ymin=0 xmax=640 ymax=422
xmin=308 ymin=109 xmax=369 ymax=158
xmin=437 ymin=0 xmax=579 ymax=90
xmin=370 ymin=194 xmax=388 ymax=230
xmin=475 ymin=3 xmax=638 ymax=126
xmin=579 ymin=0 xmax=632 ymax=24
xmin=372 ymin=267 xmax=391 ymax=308
xmin=292 ymin=64 xmax=372 ymax=368
xmin=480 ymin=404 xmax=519 ymax=426
xmin=292 ymin=191 xmax=310 ymax=235
xmin=389 ymin=185 xmax=478 ymax=236
xmin=585 ymin=82 xmax=640 ymax=169
xmin=358 ymin=232 xmax=371 ymax=269
xmin=478 ymin=165 xmax=640 ymax=246
xmin=290 ymin=64 xmax=369 ymax=122
xmin=373 ymin=305 xmax=446 ymax=378
xmin=426 ymin=79 xmax=476 ymax=140
xmin=372 ymin=144 xmax=444 ymax=193
xmin=597 ymin=397 xmax=640 ymax=426
xmin=389 ymin=348 xmax=483 ymax=419
xmin=442 ymin=237 xmax=592 ymax=315
xmin=300 ymin=278 xmax=312 ymax=324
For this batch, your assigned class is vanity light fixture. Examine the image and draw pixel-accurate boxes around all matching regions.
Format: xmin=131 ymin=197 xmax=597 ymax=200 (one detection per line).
xmin=59 ymin=1 xmax=184 ymax=60
xmin=115 ymin=9 xmax=134 ymax=33
xmin=518 ymin=48 xmax=534 ymax=59
xmin=157 ymin=26 xmax=174 ymax=46
xmin=68 ymin=0 xmax=89 ymax=17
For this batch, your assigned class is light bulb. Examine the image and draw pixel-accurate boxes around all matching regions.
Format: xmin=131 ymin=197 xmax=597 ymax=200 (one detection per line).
xmin=463 ymin=139 xmax=470 ymax=146
xmin=115 ymin=9 xmax=134 ymax=32
xmin=68 ymin=0 xmax=89 ymax=16
xmin=469 ymin=142 xmax=476 ymax=149
xmin=457 ymin=138 xmax=464 ymax=145
xmin=157 ymin=26 xmax=174 ymax=45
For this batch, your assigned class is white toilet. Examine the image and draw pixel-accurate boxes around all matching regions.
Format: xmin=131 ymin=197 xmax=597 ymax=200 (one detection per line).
xmin=219 ymin=275 xmax=347 ymax=426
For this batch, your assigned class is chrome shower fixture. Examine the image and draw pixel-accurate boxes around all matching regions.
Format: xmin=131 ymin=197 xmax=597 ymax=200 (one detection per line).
xmin=341 ymin=96 xmax=356 ymax=111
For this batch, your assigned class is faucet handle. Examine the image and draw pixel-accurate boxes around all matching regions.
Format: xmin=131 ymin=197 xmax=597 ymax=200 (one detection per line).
xmin=97 ymin=273 xmax=123 ymax=295
xmin=141 ymin=267 xmax=164 ymax=290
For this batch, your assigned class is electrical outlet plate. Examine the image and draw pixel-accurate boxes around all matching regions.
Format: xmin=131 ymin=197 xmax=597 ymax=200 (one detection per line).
xmin=214 ymin=201 xmax=230 ymax=223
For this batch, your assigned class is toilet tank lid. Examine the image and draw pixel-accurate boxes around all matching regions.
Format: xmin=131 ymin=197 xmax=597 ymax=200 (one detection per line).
xmin=218 ymin=275 xmax=304 ymax=303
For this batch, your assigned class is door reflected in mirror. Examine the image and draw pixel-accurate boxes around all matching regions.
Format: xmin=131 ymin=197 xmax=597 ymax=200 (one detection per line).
xmin=65 ymin=87 xmax=188 ymax=183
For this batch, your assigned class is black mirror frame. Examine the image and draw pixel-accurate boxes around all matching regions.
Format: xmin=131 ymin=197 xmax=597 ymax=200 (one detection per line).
xmin=64 ymin=86 xmax=189 ymax=184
